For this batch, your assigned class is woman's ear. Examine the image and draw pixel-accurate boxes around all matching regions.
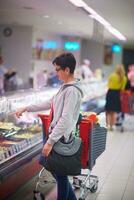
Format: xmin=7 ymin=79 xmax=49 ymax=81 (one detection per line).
xmin=66 ymin=67 xmax=70 ymax=74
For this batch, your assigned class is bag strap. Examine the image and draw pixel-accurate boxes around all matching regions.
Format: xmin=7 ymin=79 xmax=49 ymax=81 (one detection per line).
xmin=51 ymin=83 xmax=83 ymax=121
xmin=62 ymin=84 xmax=83 ymax=97
xmin=48 ymin=84 xmax=82 ymax=139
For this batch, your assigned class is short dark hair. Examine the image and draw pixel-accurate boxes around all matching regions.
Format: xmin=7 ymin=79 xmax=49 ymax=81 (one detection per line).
xmin=52 ymin=52 xmax=76 ymax=74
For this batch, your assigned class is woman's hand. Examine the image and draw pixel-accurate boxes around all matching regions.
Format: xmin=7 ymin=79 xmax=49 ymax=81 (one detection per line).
xmin=42 ymin=143 xmax=53 ymax=157
xmin=14 ymin=107 xmax=27 ymax=118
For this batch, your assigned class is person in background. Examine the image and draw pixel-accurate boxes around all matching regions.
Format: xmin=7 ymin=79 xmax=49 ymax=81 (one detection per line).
xmin=0 ymin=56 xmax=7 ymax=95
xmin=47 ymin=71 xmax=62 ymax=86
xmin=43 ymin=69 xmax=48 ymax=86
xmin=29 ymin=68 xmax=34 ymax=88
xmin=4 ymin=69 xmax=23 ymax=91
xmin=36 ymin=69 xmax=48 ymax=89
xmin=4 ymin=69 xmax=17 ymax=91
xmin=14 ymin=52 xmax=84 ymax=200
xmin=125 ymin=64 xmax=134 ymax=92
xmin=81 ymin=59 xmax=93 ymax=80
xmin=105 ymin=64 xmax=127 ymax=131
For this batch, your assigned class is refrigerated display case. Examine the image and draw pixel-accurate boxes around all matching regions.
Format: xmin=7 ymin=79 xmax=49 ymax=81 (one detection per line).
xmin=0 ymin=81 xmax=107 ymax=199
xmin=0 ymin=87 xmax=57 ymax=199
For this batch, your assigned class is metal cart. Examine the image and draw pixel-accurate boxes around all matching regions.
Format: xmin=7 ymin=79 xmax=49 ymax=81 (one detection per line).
xmin=33 ymin=115 xmax=107 ymax=200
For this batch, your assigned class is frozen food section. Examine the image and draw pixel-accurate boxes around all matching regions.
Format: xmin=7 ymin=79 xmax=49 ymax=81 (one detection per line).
xmin=0 ymin=81 xmax=106 ymax=199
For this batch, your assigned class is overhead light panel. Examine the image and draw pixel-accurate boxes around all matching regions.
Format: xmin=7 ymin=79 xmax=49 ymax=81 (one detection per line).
xmin=107 ymin=27 xmax=126 ymax=41
xmin=68 ymin=0 xmax=86 ymax=7
xmin=43 ymin=15 xmax=50 ymax=18
xmin=90 ymin=14 xmax=111 ymax=27
xmin=67 ymin=0 xmax=127 ymax=41
xmin=58 ymin=21 xmax=63 ymax=25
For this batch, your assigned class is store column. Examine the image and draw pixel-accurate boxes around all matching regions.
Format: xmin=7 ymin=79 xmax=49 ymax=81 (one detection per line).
xmin=0 ymin=25 xmax=32 ymax=83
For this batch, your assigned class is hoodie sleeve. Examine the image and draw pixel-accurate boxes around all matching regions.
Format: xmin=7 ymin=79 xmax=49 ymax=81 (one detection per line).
xmin=47 ymin=87 xmax=82 ymax=145
xmin=26 ymin=98 xmax=52 ymax=112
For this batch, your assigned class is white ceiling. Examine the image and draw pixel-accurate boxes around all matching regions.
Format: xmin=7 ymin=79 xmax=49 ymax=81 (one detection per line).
xmin=0 ymin=0 xmax=134 ymax=44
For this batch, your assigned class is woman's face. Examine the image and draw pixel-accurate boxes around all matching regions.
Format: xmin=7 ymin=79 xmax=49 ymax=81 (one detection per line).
xmin=54 ymin=64 xmax=69 ymax=83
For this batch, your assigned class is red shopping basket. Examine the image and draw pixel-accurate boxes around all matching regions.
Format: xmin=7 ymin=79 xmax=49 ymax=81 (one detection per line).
xmin=38 ymin=114 xmax=51 ymax=138
xmin=120 ymin=90 xmax=134 ymax=113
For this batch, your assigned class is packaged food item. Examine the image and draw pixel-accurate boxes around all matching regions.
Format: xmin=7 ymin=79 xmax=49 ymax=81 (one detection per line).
xmin=83 ymin=112 xmax=99 ymax=123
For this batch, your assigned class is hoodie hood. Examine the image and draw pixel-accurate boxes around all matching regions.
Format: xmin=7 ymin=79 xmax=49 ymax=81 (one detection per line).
xmin=62 ymin=78 xmax=84 ymax=98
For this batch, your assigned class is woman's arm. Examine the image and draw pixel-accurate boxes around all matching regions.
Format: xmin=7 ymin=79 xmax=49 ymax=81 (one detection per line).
xmin=15 ymin=107 xmax=27 ymax=118
xmin=27 ymin=99 xmax=52 ymax=112
xmin=15 ymin=98 xmax=52 ymax=118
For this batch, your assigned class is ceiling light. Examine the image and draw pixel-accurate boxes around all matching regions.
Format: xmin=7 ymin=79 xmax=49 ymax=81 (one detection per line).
xmin=68 ymin=0 xmax=86 ymax=7
xmin=58 ymin=21 xmax=63 ymax=25
xmin=90 ymin=14 xmax=111 ymax=27
xmin=67 ymin=0 xmax=127 ymax=41
xmin=107 ymin=27 xmax=127 ymax=41
xmin=43 ymin=15 xmax=50 ymax=18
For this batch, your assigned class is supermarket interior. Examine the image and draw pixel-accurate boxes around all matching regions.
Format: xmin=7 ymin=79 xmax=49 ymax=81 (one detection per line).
xmin=0 ymin=0 xmax=134 ymax=200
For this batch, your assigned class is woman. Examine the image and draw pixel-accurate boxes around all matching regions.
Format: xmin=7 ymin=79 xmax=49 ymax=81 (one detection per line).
xmin=15 ymin=52 xmax=83 ymax=200
xmin=105 ymin=64 xmax=127 ymax=131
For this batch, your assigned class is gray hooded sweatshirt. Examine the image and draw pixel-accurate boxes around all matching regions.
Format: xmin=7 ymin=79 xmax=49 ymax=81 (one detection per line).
xmin=27 ymin=79 xmax=84 ymax=146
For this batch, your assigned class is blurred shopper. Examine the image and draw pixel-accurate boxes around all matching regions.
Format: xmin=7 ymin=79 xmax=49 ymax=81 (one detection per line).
xmin=29 ymin=68 xmax=34 ymax=88
xmin=36 ymin=69 xmax=48 ymax=88
xmin=43 ymin=69 xmax=48 ymax=86
xmin=47 ymin=71 xmax=62 ymax=86
xmin=4 ymin=69 xmax=23 ymax=91
xmin=105 ymin=64 xmax=127 ymax=131
xmin=81 ymin=59 xmax=93 ymax=80
xmin=125 ymin=64 xmax=134 ymax=92
xmin=0 ymin=56 xmax=7 ymax=95
xmin=14 ymin=52 xmax=83 ymax=200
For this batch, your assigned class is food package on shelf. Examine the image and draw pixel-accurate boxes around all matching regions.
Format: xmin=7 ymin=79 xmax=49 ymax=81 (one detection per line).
xmin=0 ymin=122 xmax=21 ymax=131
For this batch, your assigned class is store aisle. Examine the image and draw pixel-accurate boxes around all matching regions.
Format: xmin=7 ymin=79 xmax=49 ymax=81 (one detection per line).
xmin=6 ymin=114 xmax=134 ymax=200
xmin=82 ymin=114 xmax=134 ymax=200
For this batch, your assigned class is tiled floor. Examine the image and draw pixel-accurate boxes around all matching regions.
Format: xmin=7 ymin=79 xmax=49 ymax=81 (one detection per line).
xmin=6 ymin=114 xmax=134 ymax=200
xmin=85 ymin=114 xmax=134 ymax=200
